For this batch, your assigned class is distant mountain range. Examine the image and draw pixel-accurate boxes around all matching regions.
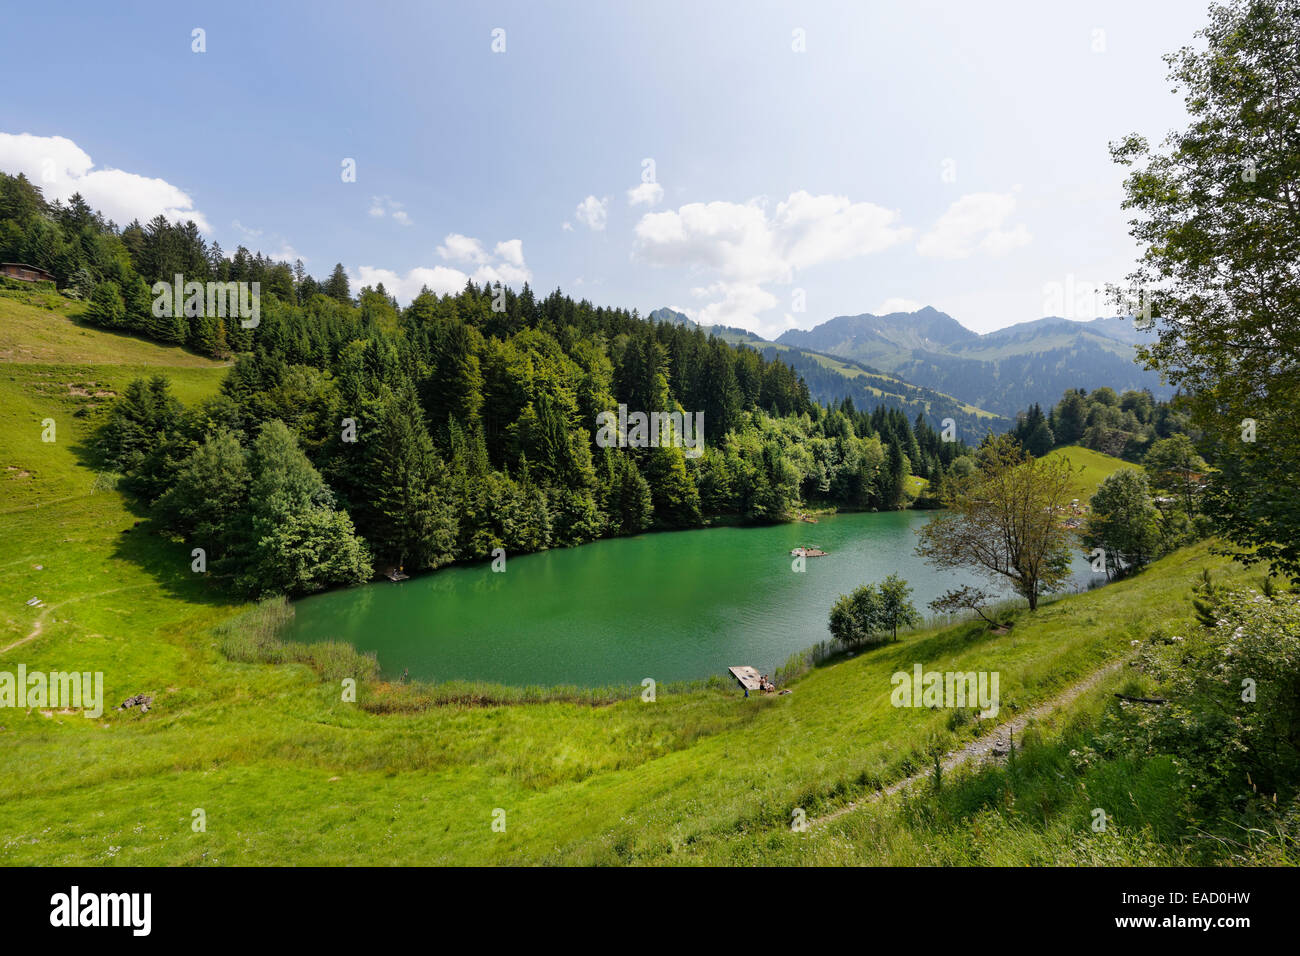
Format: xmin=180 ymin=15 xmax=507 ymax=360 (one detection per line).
xmin=775 ymin=307 xmax=1170 ymax=417
xmin=651 ymin=305 xmax=1171 ymax=421
xmin=649 ymin=307 xmax=1009 ymax=437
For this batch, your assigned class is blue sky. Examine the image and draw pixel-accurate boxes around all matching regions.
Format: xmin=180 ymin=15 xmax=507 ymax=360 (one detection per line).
xmin=0 ymin=0 xmax=1208 ymax=335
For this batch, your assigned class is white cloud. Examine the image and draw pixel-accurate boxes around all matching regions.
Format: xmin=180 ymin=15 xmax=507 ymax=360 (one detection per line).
xmin=876 ymin=297 xmax=922 ymax=314
xmin=691 ymin=281 xmax=780 ymax=334
xmin=575 ymin=195 xmax=608 ymax=231
xmin=633 ymin=190 xmax=910 ymax=335
xmin=979 ymin=222 xmax=1032 ymax=256
xmin=437 ymin=232 xmax=490 ymax=265
xmin=368 ymin=195 xmax=412 ymax=226
xmin=357 ymin=234 xmax=532 ymax=304
xmin=351 ymin=265 xmax=470 ymax=301
xmin=916 ymin=192 xmax=1031 ymax=259
xmin=0 ymin=131 xmax=210 ymax=231
xmin=627 ymin=181 xmax=664 ymax=207
xmin=494 ymin=239 xmax=525 ymax=268
xmin=561 ymin=221 xmax=574 ymax=231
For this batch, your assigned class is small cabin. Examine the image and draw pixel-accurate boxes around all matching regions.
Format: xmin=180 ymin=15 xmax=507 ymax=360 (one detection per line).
xmin=0 ymin=262 xmax=55 ymax=283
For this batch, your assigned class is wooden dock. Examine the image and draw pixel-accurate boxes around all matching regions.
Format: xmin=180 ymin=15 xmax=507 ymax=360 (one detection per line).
xmin=728 ymin=665 xmax=762 ymax=691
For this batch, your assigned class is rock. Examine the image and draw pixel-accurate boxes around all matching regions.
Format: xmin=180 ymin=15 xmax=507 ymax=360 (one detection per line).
xmin=117 ymin=693 xmax=154 ymax=713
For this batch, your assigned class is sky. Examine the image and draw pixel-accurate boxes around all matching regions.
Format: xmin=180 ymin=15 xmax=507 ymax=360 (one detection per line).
xmin=0 ymin=0 xmax=1210 ymax=336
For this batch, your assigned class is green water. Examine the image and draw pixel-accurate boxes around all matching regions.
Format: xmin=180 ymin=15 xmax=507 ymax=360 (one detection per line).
xmin=281 ymin=511 xmax=1096 ymax=686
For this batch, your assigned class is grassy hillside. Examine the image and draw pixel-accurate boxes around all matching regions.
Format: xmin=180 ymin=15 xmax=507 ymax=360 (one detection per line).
xmin=0 ymin=304 xmax=1258 ymax=865
xmin=1044 ymin=445 xmax=1132 ymax=501
xmin=0 ymin=289 xmax=227 ymax=368
xmin=1 ymin=293 xmax=229 ymax=510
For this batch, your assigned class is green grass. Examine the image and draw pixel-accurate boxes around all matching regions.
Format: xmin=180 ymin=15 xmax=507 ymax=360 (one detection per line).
xmin=0 ymin=292 xmax=229 ymax=368
xmin=0 ymin=299 xmax=1256 ymax=865
xmin=1044 ymin=444 xmax=1131 ymax=500
xmin=0 ymin=294 xmax=230 ymax=511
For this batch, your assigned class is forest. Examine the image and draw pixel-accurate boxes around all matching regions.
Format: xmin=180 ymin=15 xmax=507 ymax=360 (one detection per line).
xmin=1007 ymin=386 xmax=1192 ymax=461
xmin=0 ymin=170 xmax=974 ymax=599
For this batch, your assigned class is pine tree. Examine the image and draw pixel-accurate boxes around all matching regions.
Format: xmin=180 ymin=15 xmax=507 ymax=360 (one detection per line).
xmin=365 ymin=388 xmax=457 ymax=571
xmin=324 ymin=263 xmax=351 ymax=303
xmin=85 ymin=280 xmax=126 ymax=329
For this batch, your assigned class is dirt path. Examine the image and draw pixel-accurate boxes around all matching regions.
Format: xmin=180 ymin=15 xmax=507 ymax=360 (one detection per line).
xmin=814 ymin=658 xmax=1127 ymax=828
xmin=1 ymin=583 xmax=156 ymax=655
xmin=1 ymin=615 xmax=43 ymax=654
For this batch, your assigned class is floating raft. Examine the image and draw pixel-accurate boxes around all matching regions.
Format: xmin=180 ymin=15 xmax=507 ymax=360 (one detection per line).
xmin=790 ymin=547 xmax=828 ymax=558
xmin=728 ymin=665 xmax=762 ymax=691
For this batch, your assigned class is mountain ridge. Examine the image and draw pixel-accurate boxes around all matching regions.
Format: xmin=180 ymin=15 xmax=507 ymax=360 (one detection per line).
xmin=771 ymin=307 xmax=1168 ymax=416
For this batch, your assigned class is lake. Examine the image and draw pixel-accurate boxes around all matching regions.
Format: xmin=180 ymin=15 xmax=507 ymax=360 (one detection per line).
xmin=280 ymin=510 xmax=1098 ymax=686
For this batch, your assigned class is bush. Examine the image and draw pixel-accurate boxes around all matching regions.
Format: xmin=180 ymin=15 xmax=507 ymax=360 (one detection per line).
xmin=1112 ymin=584 xmax=1300 ymax=816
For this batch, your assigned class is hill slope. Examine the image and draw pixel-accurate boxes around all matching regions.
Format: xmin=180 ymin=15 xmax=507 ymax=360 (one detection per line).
xmin=0 ymin=298 xmax=1255 ymax=867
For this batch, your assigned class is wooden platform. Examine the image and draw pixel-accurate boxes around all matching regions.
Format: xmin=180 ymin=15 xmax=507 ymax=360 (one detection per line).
xmin=728 ymin=665 xmax=762 ymax=691
xmin=790 ymin=547 xmax=828 ymax=558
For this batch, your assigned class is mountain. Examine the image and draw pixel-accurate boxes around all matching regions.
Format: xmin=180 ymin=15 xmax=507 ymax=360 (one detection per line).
xmin=647 ymin=306 xmax=1006 ymax=435
xmin=778 ymin=305 xmax=977 ymax=362
xmin=648 ymin=307 xmax=698 ymax=328
xmin=708 ymin=327 xmax=1009 ymax=437
xmin=775 ymin=307 xmax=1169 ymax=417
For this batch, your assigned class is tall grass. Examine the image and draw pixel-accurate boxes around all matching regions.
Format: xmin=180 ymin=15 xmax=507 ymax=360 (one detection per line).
xmin=219 ymin=598 xmax=731 ymax=708
xmin=217 ymin=598 xmax=379 ymax=682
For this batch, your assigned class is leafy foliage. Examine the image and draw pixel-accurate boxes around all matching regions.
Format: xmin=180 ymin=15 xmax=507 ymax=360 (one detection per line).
xmin=1105 ymin=584 xmax=1300 ymax=817
xmin=1081 ymin=468 xmax=1162 ymax=579
xmin=916 ymin=435 xmax=1075 ymax=610
xmin=1112 ymin=0 xmax=1300 ymax=580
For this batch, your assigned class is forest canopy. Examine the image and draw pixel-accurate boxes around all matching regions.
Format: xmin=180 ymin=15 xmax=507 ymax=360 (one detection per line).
xmin=0 ymin=173 xmax=976 ymax=598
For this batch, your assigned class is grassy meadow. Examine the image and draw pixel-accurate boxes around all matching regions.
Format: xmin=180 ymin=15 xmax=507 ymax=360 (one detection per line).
xmin=0 ymin=293 xmax=1258 ymax=865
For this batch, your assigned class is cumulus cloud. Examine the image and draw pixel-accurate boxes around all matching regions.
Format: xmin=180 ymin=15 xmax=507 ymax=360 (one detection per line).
xmin=351 ymin=265 xmax=471 ymax=301
xmin=916 ymin=192 xmax=1031 ymax=259
xmin=353 ymin=234 xmax=531 ymax=304
xmin=633 ymin=190 xmax=911 ymax=336
xmin=494 ymin=239 xmax=525 ymax=268
xmin=0 ymin=131 xmax=210 ymax=231
xmin=437 ymin=232 xmax=490 ymax=265
xmin=627 ymin=181 xmax=664 ymax=207
xmin=691 ymin=282 xmax=779 ymax=331
xmin=575 ymin=195 xmax=608 ymax=231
